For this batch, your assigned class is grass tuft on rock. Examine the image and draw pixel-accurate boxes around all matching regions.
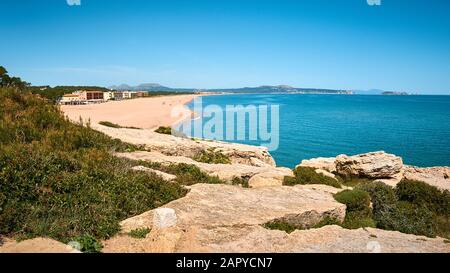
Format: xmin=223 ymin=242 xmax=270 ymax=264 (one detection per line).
xmin=72 ymin=235 xmax=103 ymax=253
xmin=99 ymin=121 xmax=141 ymax=129
xmin=193 ymin=148 xmax=231 ymax=164
xmin=283 ymin=167 xmax=341 ymax=188
xmin=154 ymin=126 xmax=172 ymax=135
xmin=128 ymin=228 xmax=151 ymax=239
xmin=263 ymin=220 xmax=297 ymax=234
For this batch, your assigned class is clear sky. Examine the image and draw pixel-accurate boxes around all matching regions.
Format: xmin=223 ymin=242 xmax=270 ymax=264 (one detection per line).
xmin=1 ymin=0 xmax=449 ymax=93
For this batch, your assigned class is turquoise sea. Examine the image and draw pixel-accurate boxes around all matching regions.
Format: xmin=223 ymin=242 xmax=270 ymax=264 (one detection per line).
xmin=188 ymin=94 xmax=450 ymax=168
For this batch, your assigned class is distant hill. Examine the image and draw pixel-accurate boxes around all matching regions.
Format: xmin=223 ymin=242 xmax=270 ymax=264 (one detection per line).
xmin=109 ymin=83 xmax=352 ymax=94
xmin=210 ymin=85 xmax=352 ymax=94
xmin=109 ymin=83 xmax=195 ymax=92
xmin=353 ymin=89 xmax=412 ymax=95
xmin=382 ymin=91 xmax=409 ymax=96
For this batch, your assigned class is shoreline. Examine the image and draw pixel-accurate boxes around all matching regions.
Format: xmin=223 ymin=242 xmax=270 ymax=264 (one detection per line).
xmin=60 ymin=94 xmax=202 ymax=130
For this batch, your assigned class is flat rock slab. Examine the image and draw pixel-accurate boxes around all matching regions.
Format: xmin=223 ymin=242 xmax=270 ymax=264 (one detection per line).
xmin=335 ymin=151 xmax=403 ymax=179
xmin=198 ymin=225 xmax=450 ymax=253
xmin=103 ymin=225 xmax=450 ymax=253
xmin=403 ymin=166 xmax=450 ymax=191
xmin=0 ymin=238 xmax=80 ymax=253
xmin=117 ymin=151 xmax=281 ymax=181
xmin=120 ymin=183 xmax=346 ymax=233
xmin=93 ymin=124 xmax=275 ymax=167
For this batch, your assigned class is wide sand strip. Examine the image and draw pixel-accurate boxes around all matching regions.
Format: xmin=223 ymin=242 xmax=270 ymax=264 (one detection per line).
xmin=60 ymin=94 xmax=198 ymax=129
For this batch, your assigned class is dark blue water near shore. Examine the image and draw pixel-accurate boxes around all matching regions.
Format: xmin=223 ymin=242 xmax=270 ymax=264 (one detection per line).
xmin=190 ymin=94 xmax=450 ymax=168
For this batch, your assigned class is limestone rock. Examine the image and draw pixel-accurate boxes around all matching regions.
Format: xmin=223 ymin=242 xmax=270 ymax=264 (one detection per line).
xmin=297 ymin=157 xmax=336 ymax=173
xmin=153 ymin=208 xmax=178 ymax=229
xmin=248 ymin=167 xmax=293 ymax=188
xmin=403 ymin=166 xmax=450 ymax=191
xmin=131 ymin=165 xmax=176 ymax=182
xmin=335 ymin=151 xmax=403 ymax=179
xmin=92 ymin=124 xmax=275 ymax=167
xmin=117 ymin=151 xmax=282 ymax=182
xmin=198 ymin=225 xmax=450 ymax=253
xmin=0 ymin=238 xmax=80 ymax=253
xmin=119 ymin=183 xmax=346 ymax=233
xmin=104 ymin=224 xmax=450 ymax=253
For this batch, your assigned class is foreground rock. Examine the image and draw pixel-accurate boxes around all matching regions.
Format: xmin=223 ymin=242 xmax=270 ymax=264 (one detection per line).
xmin=403 ymin=166 xmax=450 ymax=191
xmin=298 ymin=157 xmax=337 ymax=173
xmin=0 ymin=238 xmax=80 ymax=253
xmin=247 ymin=167 xmax=293 ymax=188
xmin=299 ymin=151 xmax=450 ymax=190
xmin=103 ymin=224 xmax=450 ymax=253
xmin=92 ymin=124 xmax=275 ymax=167
xmin=117 ymin=151 xmax=283 ymax=182
xmin=335 ymin=151 xmax=403 ymax=179
xmin=118 ymin=183 xmax=346 ymax=233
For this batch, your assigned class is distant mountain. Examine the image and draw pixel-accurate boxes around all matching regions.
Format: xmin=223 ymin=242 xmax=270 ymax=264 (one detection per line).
xmin=210 ymin=85 xmax=352 ymax=94
xmin=109 ymin=83 xmax=197 ymax=93
xmin=353 ymin=89 xmax=408 ymax=95
xmin=382 ymin=91 xmax=409 ymax=96
xmin=109 ymin=83 xmax=352 ymax=94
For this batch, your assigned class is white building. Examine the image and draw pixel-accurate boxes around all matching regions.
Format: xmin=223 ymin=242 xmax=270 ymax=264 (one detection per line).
xmin=103 ymin=91 xmax=115 ymax=101
xmin=60 ymin=94 xmax=81 ymax=105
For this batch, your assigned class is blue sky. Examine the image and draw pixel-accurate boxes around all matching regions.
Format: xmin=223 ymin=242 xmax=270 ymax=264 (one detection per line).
xmin=1 ymin=0 xmax=449 ymax=93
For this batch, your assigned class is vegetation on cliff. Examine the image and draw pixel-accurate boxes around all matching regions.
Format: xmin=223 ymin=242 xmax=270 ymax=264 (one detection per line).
xmin=0 ymin=80 xmax=186 ymax=244
xmin=283 ymin=167 xmax=342 ymax=188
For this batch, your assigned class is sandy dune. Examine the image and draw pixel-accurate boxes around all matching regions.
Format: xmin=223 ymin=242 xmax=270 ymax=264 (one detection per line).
xmin=60 ymin=94 xmax=198 ymax=129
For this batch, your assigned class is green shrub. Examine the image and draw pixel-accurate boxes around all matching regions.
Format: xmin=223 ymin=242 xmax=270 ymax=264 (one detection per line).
xmin=312 ymin=217 xmax=342 ymax=228
xmin=193 ymin=148 xmax=231 ymax=164
xmin=155 ymin=126 xmax=172 ymax=135
xmin=166 ymin=163 xmax=224 ymax=186
xmin=357 ymin=182 xmax=397 ymax=227
xmin=134 ymin=161 xmax=227 ymax=186
xmin=357 ymin=182 xmax=443 ymax=238
xmin=72 ymin=235 xmax=103 ymax=253
xmin=395 ymin=179 xmax=450 ymax=216
xmin=0 ymin=87 xmax=187 ymax=242
xmin=232 ymin=177 xmax=249 ymax=188
xmin=336 ymin=175 xmax=373 ymax=187
xmin=334 ymin=189 xmax=374 ymax=229
xmin=128 ymin=228 xmax=151 ymax=239
xmin=384 ymin=201 xmax=437 ymax=238
xmin=341 ymin=211 xmax=376 ymax=229
xmin=263 ymin=220 xmax=297 ymax=234
xmin=99 ymin=121 xmax=140 ymax=129
xmin=334 ymin=189 xmax=371 ymax=212
xmin=283 ymin=167 xmax=341 ymax=188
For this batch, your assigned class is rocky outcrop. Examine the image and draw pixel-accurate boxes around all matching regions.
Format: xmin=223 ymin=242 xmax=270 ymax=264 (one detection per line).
xmin=92 ymin=124 xmax=275 ymax=167
xmin=103 ymin=224 xmax=450 ymax=253
xmin=403 ymin=166 xmax=450 ymax=191
xmin=247 ymin=167 xmax=293 ymax=188
xmin=117 ymin=151 xmax=281 ymax=182
xmin=298 ymin=157 xmax=336 ymax=173
xmin=335 ymin=151 xmax=403 ymax=179
xmin=298 ymin=151 xmax=450 ymax=190
xmin=0 ymin=238 xmax=80 ymax=253
xmin=118 ymin=183 xmax=346 ymax=233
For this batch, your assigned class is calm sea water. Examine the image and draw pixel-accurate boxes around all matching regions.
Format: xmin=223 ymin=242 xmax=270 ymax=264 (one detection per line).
xmin=188 ymin=94 xmax=450 ymax=168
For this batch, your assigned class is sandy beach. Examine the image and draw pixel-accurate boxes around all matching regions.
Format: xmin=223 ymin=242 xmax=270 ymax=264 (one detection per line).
xmin=60 ymin=94 xmax=199 ymax=129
